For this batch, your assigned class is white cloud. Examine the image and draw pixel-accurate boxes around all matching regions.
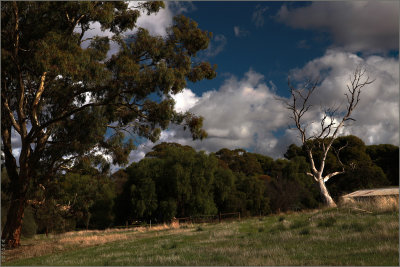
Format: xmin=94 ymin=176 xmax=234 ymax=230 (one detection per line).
xmin=124 ymin=69 xmax=291 ymax=163
xmin=124 ymin=50 xmax=399 ymax=166
xmin=276 ymin=1 xmax=399 ymax=53
xmin=289 ymin=49 xmax=399 ymax=146
xmin=133 ymin=1 xmax=174 ymax=37
xmin=171 ymin=89 xmax=200 ymax=113
xmin=233 ymin=26 xmax=249 ymax=37
xmin=252 ymin=4 xmax=269 ymax=27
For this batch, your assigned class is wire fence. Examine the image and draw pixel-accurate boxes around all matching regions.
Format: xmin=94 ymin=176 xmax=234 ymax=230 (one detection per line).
xmin=176 ymin=212 xmax=241 ymax=225
xmin=114 ymin=212 xmax=242 ymax=229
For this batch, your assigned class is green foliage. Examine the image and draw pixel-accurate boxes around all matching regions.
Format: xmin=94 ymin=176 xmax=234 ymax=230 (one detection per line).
xmin=366 ymin=144 xmax=399 ymax=186
xmin=21 ymin=207 xmax=37 ymax=238
xmin=8 ymin=133 xmax=397 ymax=234
xmin=215 ymin=148 xmax=265 ymax=176
xmin=158 ymin=199 xmax=177 ymax=222
xmin=34 ymin=197 xmax=69 ymax=234
xmin=115 ymin=143 xmax=219 ymax=223
xmin=115 ymin=143 xmax=274 ymax=222
xmin=89 ymin=178 xmax=116 ymax=229
xmin=283 ymin=135 xmax=393 ymax=200
xmin=265 ymin=156 xmax=319 ymax=213
xmin=213 ymin=167 xmax=235 ymax=211
xmin=2 ymin=1 xmax=215 ymax=243
xmin=235 ymin=173 xmax=270 ymax=216
xmin=326 ymin=136 xmax=390 ymax=197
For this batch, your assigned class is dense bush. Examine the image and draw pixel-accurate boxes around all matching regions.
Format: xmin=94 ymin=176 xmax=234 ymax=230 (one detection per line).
xmin=21 ymin=207 xmax=38 ymax=238
xmin=2 ymin=135 xmax=397 ymax=234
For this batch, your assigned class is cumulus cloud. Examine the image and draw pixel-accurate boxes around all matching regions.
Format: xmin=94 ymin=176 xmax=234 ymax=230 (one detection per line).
xmin=289 ymin=49 xmax=399 ymax=146
xmin=123 ymin=50 xmax=399 ymax=166
xmin=252 ymin=4 xmax=269 ymax=27
xmin=233 ymin=26 xmax=250 ymax=37
xmin=276 ymin=1 xmax=399 ymax=53
xmin=171 ymin=89 xmax=199 ymax=113
xmin=123 ymin=69 xmax=291 ymax=164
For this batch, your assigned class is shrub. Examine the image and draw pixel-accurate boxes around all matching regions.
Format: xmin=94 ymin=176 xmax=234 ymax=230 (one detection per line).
xmin=21 ymin=207 xmax=37 ymax=238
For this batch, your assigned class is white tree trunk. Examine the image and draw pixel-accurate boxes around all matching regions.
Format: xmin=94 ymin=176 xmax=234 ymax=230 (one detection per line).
xmin=318 ymin=178 xmax=336 ymax=207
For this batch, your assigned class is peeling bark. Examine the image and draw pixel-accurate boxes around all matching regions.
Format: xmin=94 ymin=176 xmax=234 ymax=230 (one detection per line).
xmin=1 ymin=192 xmax=27 ymax=249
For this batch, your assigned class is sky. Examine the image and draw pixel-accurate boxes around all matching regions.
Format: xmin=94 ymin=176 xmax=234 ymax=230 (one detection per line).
xmin=9 ymin=1 xmax=400 ymax=172
xmin=115 ymin=1 xmax=399 ymax=170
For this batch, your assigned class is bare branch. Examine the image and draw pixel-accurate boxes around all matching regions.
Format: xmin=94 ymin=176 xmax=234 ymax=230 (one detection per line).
xmin=285 ymin=67 xmax=373 ymax=189
xmin=323 ymin=171 xmax=344 ymax=183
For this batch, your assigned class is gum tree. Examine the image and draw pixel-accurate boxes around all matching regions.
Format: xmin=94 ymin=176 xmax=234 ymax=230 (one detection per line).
xmin=1 ymin=1 xmax=216 ymax=248
xmin=284 ymin=67 xmax=373 ymax=207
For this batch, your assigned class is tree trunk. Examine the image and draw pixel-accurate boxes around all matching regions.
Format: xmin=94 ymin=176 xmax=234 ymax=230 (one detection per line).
xmin=1 ymin=196 xmax=26 ymax=248
xmin=318 ymin=178 xmax=337 ymax=207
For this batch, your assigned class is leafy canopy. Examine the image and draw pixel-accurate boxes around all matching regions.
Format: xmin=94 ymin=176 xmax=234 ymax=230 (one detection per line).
xmin=1 ymin=1 xmax=216 ymax=182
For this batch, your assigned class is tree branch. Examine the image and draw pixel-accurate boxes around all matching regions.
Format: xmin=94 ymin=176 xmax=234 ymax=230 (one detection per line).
xmin=1 ymin=91 xmax=21 ymax=134
xmin=32 ymin=72 xmax=47 ymax=128
xmin=323 ymin=171 xmax=344 ymax=183
xmin=307 ymin=172 xmax=318 ymax=182
xmin=37 ymin=102 xmax=106 ymax=134
xmin=1 ymin=125 xmax=19 ymax=182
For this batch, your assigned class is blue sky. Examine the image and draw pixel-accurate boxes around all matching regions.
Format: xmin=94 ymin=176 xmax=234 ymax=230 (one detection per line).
xmin=7 ymin=1 xmax=399 ymax=172
xmin=116 ymin=1 xmax=399 ymax=168
xmin=187 ymin=1 xmax=332 ymax=97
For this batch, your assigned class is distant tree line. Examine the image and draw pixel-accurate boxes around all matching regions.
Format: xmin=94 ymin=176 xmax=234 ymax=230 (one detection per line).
xmin=2 ymin=135 xmax=398 ymax=237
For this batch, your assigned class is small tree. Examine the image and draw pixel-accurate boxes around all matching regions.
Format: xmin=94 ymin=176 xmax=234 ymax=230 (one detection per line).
xmin=284 ymin=67 xmax=374 ymax=207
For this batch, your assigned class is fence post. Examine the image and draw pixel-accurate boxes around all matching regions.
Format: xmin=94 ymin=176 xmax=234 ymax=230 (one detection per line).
xmin=219 ymin=212 xmax=221 ymax=223
xmin=238 ymin=212 xmax=241 ymax=221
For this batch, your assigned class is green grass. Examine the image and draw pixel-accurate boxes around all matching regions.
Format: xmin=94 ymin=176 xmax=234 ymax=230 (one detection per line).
xmin=4 ymin=208 xmax=399 ymax=266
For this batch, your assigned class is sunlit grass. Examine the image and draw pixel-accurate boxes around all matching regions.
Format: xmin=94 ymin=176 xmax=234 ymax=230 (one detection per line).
xmin=4 ymin=207 xmax=398 ymax=266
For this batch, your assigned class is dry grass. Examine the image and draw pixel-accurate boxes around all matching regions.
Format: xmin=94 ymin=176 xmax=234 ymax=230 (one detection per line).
xmin=4 ymin=208 xmax=398 ymax=266
xmin=3 ymin=223 xmax=181 ymax=263
xmin=340 ymin=196 xmax=399 ymax=212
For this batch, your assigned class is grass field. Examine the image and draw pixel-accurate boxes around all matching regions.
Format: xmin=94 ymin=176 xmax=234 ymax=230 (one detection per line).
xmin=3 ymin=207 xmax=399 ymax=266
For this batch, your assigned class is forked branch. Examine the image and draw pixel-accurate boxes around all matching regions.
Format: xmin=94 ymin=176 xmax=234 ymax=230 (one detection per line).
xmin=286 ymin=66 xmax=373 ymax=182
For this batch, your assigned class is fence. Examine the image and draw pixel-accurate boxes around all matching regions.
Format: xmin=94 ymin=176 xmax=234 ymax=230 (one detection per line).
xmin=115 ymin=212 xmax=242 ymax=230
xmin=176 ymin=212 xmax=241 ymax=225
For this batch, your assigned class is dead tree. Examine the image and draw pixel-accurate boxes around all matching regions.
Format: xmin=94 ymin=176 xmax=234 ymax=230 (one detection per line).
xmin=284 ymin=67 xmax=374 ymax=207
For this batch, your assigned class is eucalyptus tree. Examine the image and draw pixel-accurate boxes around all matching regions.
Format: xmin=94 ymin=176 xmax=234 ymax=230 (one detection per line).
xmin=1 ymin=1 xmax=216 ymax=247
xmin=283 ymin=67 xmax=373 ymax=207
